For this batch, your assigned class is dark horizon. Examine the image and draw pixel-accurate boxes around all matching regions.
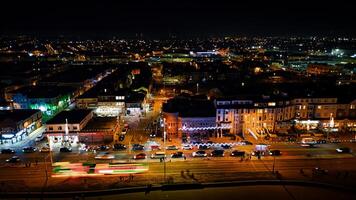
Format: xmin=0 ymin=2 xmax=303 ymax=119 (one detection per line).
xmin=1 ymin=0 xmax=356 ymax=38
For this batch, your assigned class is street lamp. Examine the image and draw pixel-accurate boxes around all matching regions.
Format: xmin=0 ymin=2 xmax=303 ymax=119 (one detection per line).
xmin=328 ymin=113 xmax=334 ymax=140
xmin=163 ymin=118 xmax=167 ymax=182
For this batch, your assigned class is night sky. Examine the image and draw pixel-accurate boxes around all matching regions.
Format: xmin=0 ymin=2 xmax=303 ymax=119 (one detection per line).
xmin=1 ymin=0 xmax=355 ymax=37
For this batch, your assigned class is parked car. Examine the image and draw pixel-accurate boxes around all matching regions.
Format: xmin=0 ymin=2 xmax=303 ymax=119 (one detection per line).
xmin=22 ymin=147 xmax=37 ymax=153
xmin=230 ymin=150 xmax=245 ymax=157
xmin=192 ymin=150 xmax=207 ymax=157
xmin=171 ymin=151 xmax=184 ymax=158
xmin=151 ymin=145 xmax=161 ymax=150
xmin=198 ymin=145 xmax=209 ymax=150
xmin=121 ymin=128 xmax=128 ymax=135
xmin=150 ymin=152 xmax=166 ymax=159
xmin=313 ymin=167 xmax=328 ymax=175
xmin=242 ymin=140 xmax=253 ymax=145
xmin=166 ymin=145 xmax=178 ymax=150
xmin=113 ymin=143 xmax=127 ymax=151
xmin=211 ymin=149 xmax=224 ymax=157
xmin=252 ymin=151 xmax=266 ymax=156
xmin=182 ymin=144 xmax=193 ymax=150
xmin=269 ymin=150 xmax=281 ymax=156
xmin=316 ymin=139 xmax=327 ymax=144
xmin=221 ymin=144 xmax=232 ymax=149
xmin=35 ymin=134 xmax=45 ymax=142
xmin=336 ymin=147 xmax=351 ymax=153
xmin=95 ymin=152 xmax=114 ymax=160
xmin=39 ymin=147 xmax=51 ymax=153
xmin=96 ymin=145 xmax=110 ymax=151
xmin=1 ymin=149 xmax=15 ymax=154
xmin=6 ymin=156 xmax=20 ymax=163
xmin=133 ymin=153 xmax=147 ymax=160
xmin=119 ymin=134 xmax=125 ymax=141
xmin=301 ymin=143 xmax=318 ymax=148
xmin=330 ymin=138 xmax=341 ymax=143
xmin=60 ymin=147 xmax=72 ymax=152
xmin=132 ymin=144 xmax=145 ymax=151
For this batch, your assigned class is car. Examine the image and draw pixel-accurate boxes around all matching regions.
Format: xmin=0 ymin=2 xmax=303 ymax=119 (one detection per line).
xmin=230 ymin=150 xmax=245 ymax=157
xmin=301 ymin=143 xmax=318 ymax=148
xmin=211 ymin=149 xmax=224 ymax=157
xmin=132 ymin=144 xmax=145 ymax=151
xmin=133 ymin=153 xmax=147 ymax=160
xmin=221 ymin=144 xmax=232 ymax=149
xmin=336 ymin=147 xmax=351 ymax=153
xmin=35 ymin=134 xmax=45 ymax=142
xmin=39 ymin=147 xmax=51 ymax=153
xmin=182 ymin=144 xmax=193 ymax=150
xmin=60 ymin=147 xmax=72 ymax=152
xmin=149 ymin=132 xmax=156 ymax=138
xmin=121 ymin=128 xmax=128 ymax=135
xmin=192 ymin=150 xmax=207 ymax=157
xmin=313 ymin=167 xmax=328 ymax=175
xmin=1 ymin=149 xmax=15 ymax=154
xmin=6 ymin=156 xmax=20 ymax=163
xmin=316 ymin=139 xmax=327 ymax=144
xmin=150 ymin=145 xmax=161 ymax=150
xmin=113 ymin=143 xmax=127 ymax=151
xmin=171 ymin=151 xmax=184 ymax=158
xmin=96 ymin=145 xmax=110 ymax=151
xmin=330 ymin=138 xmax=341 ymax=143
xmin=269 ymin=150 xmax=281 ymax=156
xmin=198 ymin=145 xmax=209 ymax=150
xmin=95 ymin=152 xmax=114 ymax=160
xmin=119 ymin=134 xmax=125 ymax=141
xmin=252 ymin=151 xmax=266 ymax=156
xmin=150 ymin=152 xmax=166 ymax=159
xmin=242 ymin=140 xmax=253 ymax=145
xmin=22 ymin=147 xmax=37 ymax=153
xmin=166 ymin=145 xmax=178 ymax=150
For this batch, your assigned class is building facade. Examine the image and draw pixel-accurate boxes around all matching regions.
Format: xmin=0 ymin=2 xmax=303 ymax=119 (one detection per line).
xmin=0 ymin=109 xmax=42 ymax=144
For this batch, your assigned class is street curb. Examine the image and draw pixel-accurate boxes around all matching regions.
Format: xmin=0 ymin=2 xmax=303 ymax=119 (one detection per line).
xmin=1 ymin=180 xmax=355 ymax=198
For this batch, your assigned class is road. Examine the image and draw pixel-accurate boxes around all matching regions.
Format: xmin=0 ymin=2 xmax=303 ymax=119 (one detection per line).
xmin=1 ymin=141 xmax=356 ymax=193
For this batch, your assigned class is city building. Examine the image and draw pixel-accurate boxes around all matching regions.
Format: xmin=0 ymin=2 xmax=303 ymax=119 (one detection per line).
xmin=7 ymin=86 xmax=76 ymax=120
xmin=0 ymin=109 xmax=42 ymax=144
xmin=45 ymin=109 xmax=93 ymax=143
xmin=45 ymin=109 xmax=117 ymax=143
xmin=215 ymin=95 xmax=295 ymax=138
xmin=162 ymin=96 xmax=217 ymax=140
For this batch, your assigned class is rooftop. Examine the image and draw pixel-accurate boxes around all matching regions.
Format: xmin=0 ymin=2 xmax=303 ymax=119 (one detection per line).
xmin=163 ymin=96 xmax=216 ymax=118
xmin=10 ymin=86 xmax=76 ymax=99
xmin=82 ymin=117 xmax=117 ymax=131
xmin=46 ymin=109 xmax=92 ymax=124
xmin=0 ymin=109 xmax=40 ymax=123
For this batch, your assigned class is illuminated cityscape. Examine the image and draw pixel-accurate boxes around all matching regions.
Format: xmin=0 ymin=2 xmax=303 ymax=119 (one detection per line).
xmin=0 ymin=1 xmax=356 ymax=199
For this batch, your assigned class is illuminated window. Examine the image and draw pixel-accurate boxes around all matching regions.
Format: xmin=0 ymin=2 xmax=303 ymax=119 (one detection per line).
xmin=268 ymin=102 xmax=276 ymax=106
xmin=317 ymin=105 xmax=322 ymax=109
